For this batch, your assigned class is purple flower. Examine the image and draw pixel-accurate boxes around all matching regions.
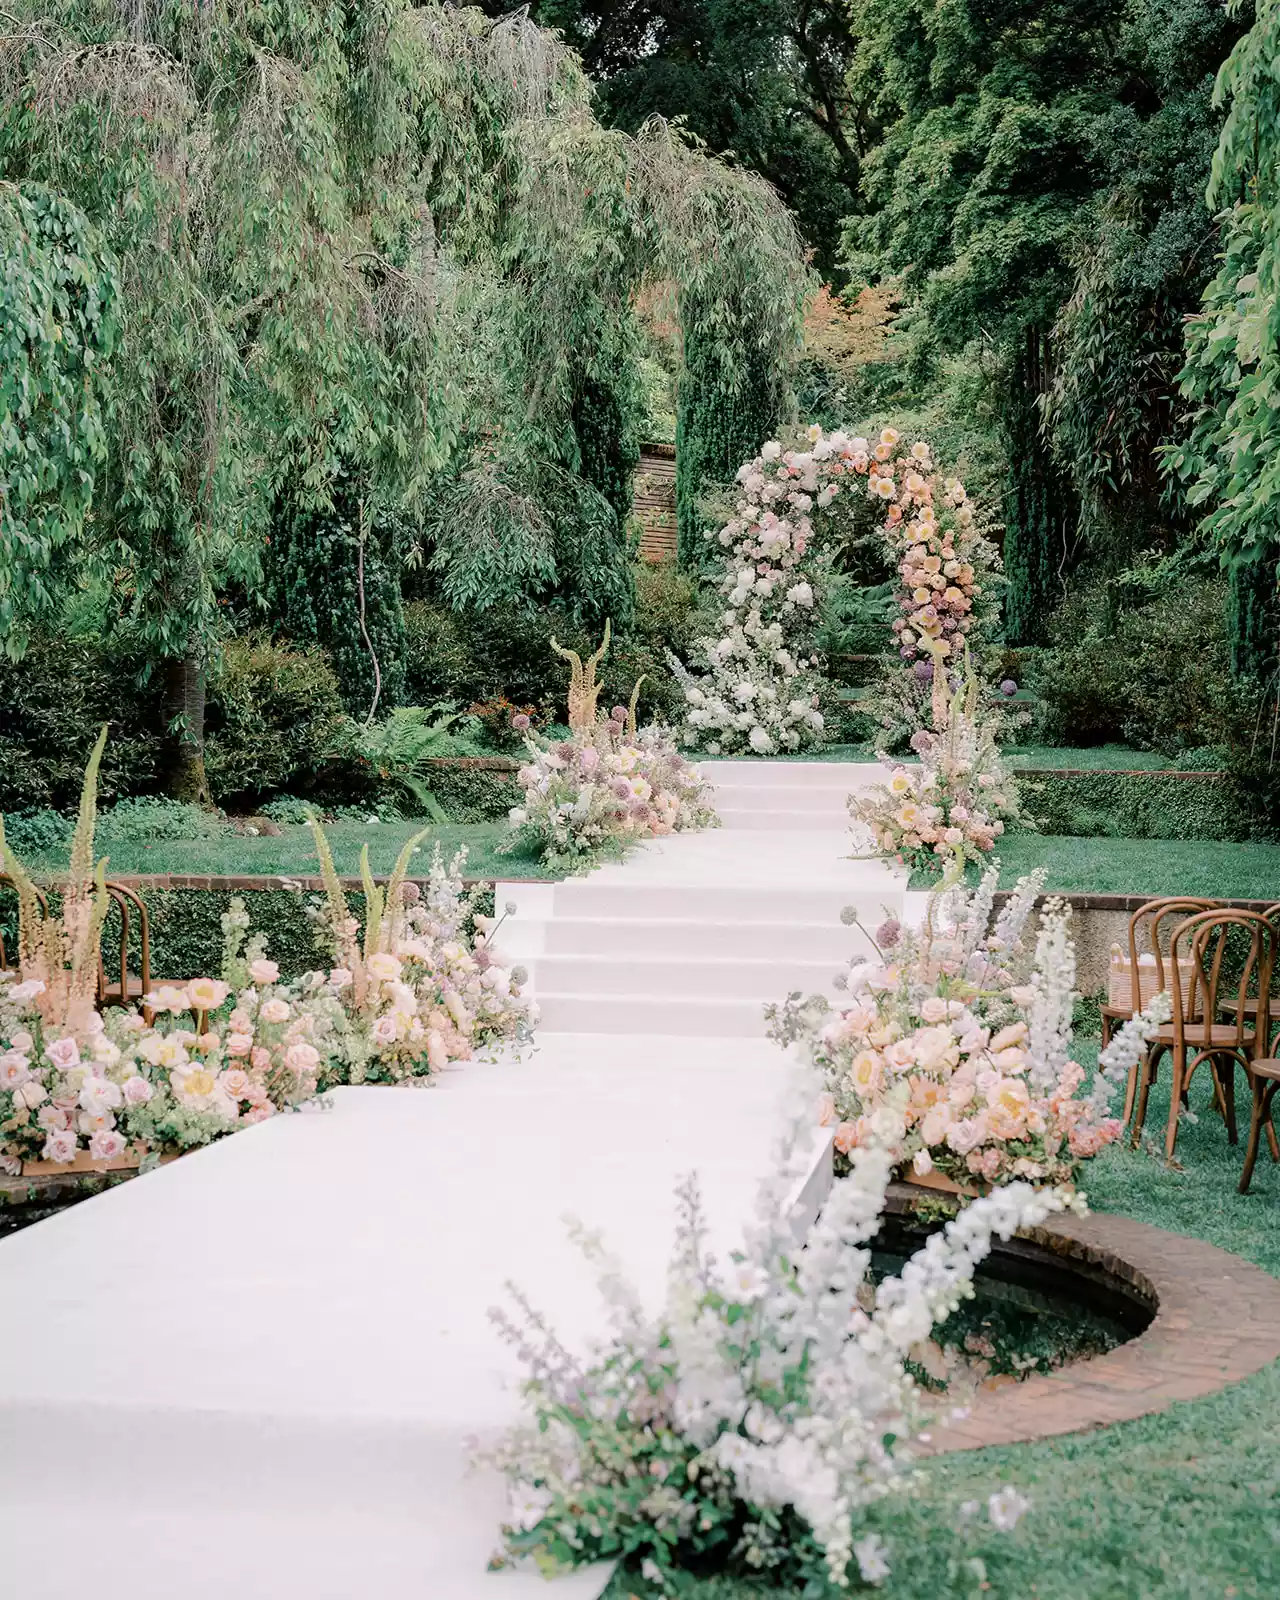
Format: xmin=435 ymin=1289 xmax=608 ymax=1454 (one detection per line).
xmin=1000 ymin=679 xmax=1018 ymax=696
xmin=875 ymin=918 xmax=902 ymax=949
xmin=512 ymin=712 xmax=531 ymax=731
xmin=914 ymin=660 xmax=934 ymax=681
xmin=909 ymin=729 xmax=934 ymax=753
xmin=611 ymin=777 xmax=631 ymax=800
xmin=611 ymin=706 xmax=628 ymax=723
xmin=399 ymin=881 xmax=421 ymax=905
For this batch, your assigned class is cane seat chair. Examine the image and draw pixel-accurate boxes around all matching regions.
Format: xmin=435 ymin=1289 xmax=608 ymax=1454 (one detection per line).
xmin=97 ymin=881 xmax=153 ymax=1007
xmin=1129 ymin=909 xmax=1277 ymax=1163
xmin=1112 ymin=898 xmax=1213 ymax=1125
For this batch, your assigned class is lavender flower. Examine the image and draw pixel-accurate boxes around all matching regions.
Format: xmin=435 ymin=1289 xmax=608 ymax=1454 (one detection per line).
xmin=875 ymin=918 xmax=902 ymax=949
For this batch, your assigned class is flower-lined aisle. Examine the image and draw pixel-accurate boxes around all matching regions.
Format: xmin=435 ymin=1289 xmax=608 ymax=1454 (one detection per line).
xmin=504 ymin=625 xmax=717 ymax=872
xmin=671 ymin=425 xmax=1002 ymax=756
xmin=0 ymin=732 xmax=536 ymax=1177
xmin=769 ymin=869 xmax=1160 ymax=1193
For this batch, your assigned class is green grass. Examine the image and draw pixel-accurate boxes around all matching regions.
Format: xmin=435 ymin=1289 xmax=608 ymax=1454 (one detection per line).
xmin=909 ymin=835 xmax=1280 ymax=899
xmin=604 ymin=1067 xmax=1280 ymax=1600
xmin=1004 ymin=744 xmax=1202 ymax=771
xmin=29 ymin=820 xmax=558 ymax=883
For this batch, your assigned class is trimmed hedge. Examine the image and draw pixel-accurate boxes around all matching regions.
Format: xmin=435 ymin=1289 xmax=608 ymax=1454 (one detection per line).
xmin=0 ymin=882 xmax=499 ymax=988
xmin=1027 ymin=768 xmax=1255 ymax=843
xmin=428 ymin=758 xmax=520 ymax=824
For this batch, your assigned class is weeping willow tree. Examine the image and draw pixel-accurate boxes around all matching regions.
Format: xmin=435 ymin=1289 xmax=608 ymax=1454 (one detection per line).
xmin=0 ymin=0 xmax=451 ymax=797
xmin=0 ymin=3 xmax=808 ymax=787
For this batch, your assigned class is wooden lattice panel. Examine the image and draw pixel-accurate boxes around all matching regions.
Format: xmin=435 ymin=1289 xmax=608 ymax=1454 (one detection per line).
xmin=634 ymin=443 xmax=677 ymax=563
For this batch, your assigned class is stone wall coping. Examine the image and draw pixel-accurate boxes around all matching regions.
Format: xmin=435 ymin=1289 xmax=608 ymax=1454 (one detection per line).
xmin=991 ymin=889 xmax=1275 ymax=914
xmin=883 ymin=1187 xmax=1280 ymax=1454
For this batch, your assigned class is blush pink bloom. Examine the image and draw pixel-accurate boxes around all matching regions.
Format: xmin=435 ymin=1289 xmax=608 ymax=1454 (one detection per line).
xmin=217 ymin=1068 xmax=252 ymax=1100
xmin=41 ymin=1129 xmax=78 ymax=1164
xmin=226 ymin=1032 xmax=254 ymax=1058
xmin=16 ymin=1079 xmax=46 ymax=1109
xmin=250 ymin=1047 xmax=272 ymax=1071
xmin=259 ymin=998 xmax=291 ymax=1025
xmin=10 ymin=1030 xmax=33 ymax=1052
xmin=242 ymin=1104 xmax=274 ymax=1125
xmin=123 ymin=1076 xmax=154 ymax=1106
xmin=249 ymin=960 xmax=280 ymax=985
xmin=88 ymin=1129 xmax=128 ymax=1161
xmin=37 ymin=1104 xmax=69 ymax=1131
xmin=283 ymin=1042 xmax=320 ymax=1073
xmin=44 ymin=1036 xmax=81 ymax=1070
xmin=0 ymin=1051 xmax=31 ymax=1087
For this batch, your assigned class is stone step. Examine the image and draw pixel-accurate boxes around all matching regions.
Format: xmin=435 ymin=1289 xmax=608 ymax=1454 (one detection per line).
xmin=716 ymin=807 xmax=851 ymax=831
xmin=697 ymin=759 xmax=891 ymax=788
xmin=549 ymin=881 xmax=898 ymax=924
xmin=706 ymin=783 xmax=855 ymax=811
xmin=532 ymin=953 xmax=842 ymax=1000
xmin=543 ymin=917 xmax=869 ymax=961
xmin=535 ymin=991 xmax=777 ymax=1037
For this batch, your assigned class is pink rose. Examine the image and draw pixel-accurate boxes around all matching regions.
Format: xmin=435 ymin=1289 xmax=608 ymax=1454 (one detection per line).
xmin=217 ymin=1068 xmax=252 ymax=1100
xmin=327 ymin=968 xmax=353 ymax=990
xmin=41 ymin=1129 xmax=78 ymax=1164
xmin=225 ymin=1033 xmax=254 ymax=1058
xmin=259 ymin=999 xmax=290 ymax=1025
xmin=37 ymin=1104 xmax=69 ymax=1131
xmin=250 ymin=1047 xmax=272 ymax=1071
xmin=0 ymin=1051 xmax=31 ymax=1088
xmin=283 ymin=1042 xmax=320 ymax=1073
xmin=123 ymin=1076 xmax=154 ymax=1106
xmin=44 ymin=1036 xmax=81 ymax=1070
xmin=242 ymin=1104 xmax=274 ymax=1125
xmin=88 ymin=1130 xmax=127 ymax=1161
xmin=249 ymin=960 xmax=280 ymax=986
xmin=228 ymin=1009 xmax=253 ymax=1034
xmin=16 ymin=1079 xmax=46 ymax=1109
xmin=10 ymin=1031 xmax=33 ymax=1052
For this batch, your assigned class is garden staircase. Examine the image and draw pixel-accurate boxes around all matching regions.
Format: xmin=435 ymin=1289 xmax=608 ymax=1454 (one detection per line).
xmin=497 ymin=760 xmax=907 ymax=1036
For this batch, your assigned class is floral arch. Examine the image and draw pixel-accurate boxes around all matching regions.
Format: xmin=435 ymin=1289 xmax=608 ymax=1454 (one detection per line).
xmin=671 ymin=425 xmax=1001 ymax=755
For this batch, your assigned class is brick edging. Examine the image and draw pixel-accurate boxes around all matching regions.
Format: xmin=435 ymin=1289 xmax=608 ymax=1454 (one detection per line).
xmin=888 ymin=1188 xmax=1280 ymax=1453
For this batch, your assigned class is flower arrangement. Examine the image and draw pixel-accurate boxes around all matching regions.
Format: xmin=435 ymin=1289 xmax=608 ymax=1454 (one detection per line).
xmin=304 ymin=819 xmax=537 ymax=1084
xmin=0 ymin=731 xmax=537 ymax=1176
xmin=767 ymin=870 xmax=1127 ymax=1192
xmin=851 ymin=658 xmax=1026 ymax=878
xmin=672 ymin=425 xmax=1002 ymax=756
xmin=0 ymin=944 xmax=327 ymax=1177
xmin=504 ymin=627 xmax=717 ymax=871
xmin=480 ymin=1088 xmax=1073 ymax=1591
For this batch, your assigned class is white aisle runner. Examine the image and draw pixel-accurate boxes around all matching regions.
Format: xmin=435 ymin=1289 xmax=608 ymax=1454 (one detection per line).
xmin=0 ymin=761 xmax=902 ymax=1600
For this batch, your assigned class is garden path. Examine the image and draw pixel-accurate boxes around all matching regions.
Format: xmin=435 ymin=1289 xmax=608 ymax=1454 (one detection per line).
xmin=0 ymin=761 xmax=896 ymax=1600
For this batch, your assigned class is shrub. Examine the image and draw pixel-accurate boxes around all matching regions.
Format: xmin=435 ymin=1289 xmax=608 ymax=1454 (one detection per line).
xmin=0 ymin=808 xmax=72 ymax=856
xmin=1035 ymin=576 xmax=1234 ymax=754
xmin=97 ymin=797 xmax=229 ymax=844
xmin=204 ymin=635 xmax=351 ymax=807
xmin=0 ymin=632 xmax=163 ymax=810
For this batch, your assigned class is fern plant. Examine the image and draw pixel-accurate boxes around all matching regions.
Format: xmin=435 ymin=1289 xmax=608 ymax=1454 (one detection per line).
xmin=0 ymin=725 xmax=110 ymax=1036
xmin=343 ymin=705 xmax=478 ymax=820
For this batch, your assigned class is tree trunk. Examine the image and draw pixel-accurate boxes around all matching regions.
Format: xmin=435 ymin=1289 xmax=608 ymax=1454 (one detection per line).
xmin=161 ymin=651 xmax=212 ymax=806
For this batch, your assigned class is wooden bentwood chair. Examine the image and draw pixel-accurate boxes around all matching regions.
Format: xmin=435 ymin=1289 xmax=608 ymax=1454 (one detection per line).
xmin=1129 ymin=909 xmax=1280 ymax=1166
xmin=1113 ymin=898 xmax=1213 ymax=1124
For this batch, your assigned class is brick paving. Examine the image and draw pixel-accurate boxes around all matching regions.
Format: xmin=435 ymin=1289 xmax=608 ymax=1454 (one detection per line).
xmin=897 ymin=1194 xmax=1280 ymax=1453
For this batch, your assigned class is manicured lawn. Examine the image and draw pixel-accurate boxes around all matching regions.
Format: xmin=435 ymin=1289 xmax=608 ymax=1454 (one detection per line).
xmin=910 ymin=834 xmax=1280 ymax=899
xmin=31 ymin=820 xmax=556 ymax=883
xmin=1003 ymin=744 xmax=1203 ymax=771
xmin=604 ymin=1066 xmax=1280 ymax=1600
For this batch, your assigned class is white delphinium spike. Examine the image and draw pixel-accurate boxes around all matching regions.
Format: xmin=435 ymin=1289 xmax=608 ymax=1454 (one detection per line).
xmin=990 ymin=868 xmax=1047 ymax=964
xmin=1085 ymin=989 xmax=1173 ymax=1117
xmin=955 ymin=864 xmax=1000 ymax=959
xmin=1024 ymin=900 xmax=1076 ymax=1096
